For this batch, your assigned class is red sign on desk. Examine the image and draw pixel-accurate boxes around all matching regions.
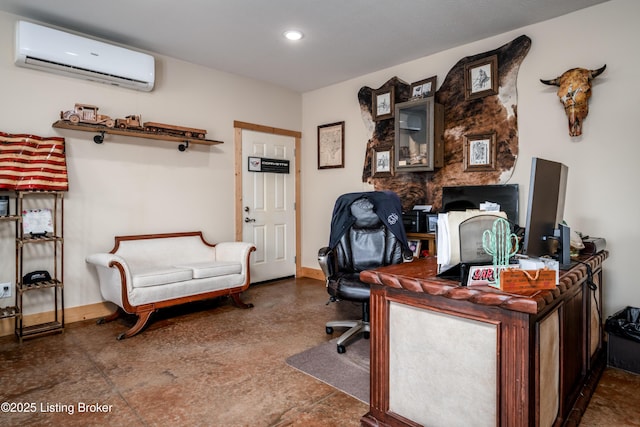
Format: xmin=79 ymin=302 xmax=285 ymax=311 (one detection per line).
xmin=467 ymin=265 xmax=497 ymax=286
xmin=466 ymin=265 xmax=556 ymax=291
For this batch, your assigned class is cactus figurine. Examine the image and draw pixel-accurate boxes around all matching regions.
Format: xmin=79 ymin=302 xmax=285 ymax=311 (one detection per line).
xmin=482 ymin=217 xmax=518 ymax=283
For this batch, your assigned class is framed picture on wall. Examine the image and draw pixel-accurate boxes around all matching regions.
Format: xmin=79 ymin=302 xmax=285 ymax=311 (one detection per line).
xmin=410 ymin=76 xmax=437 ymax=98
xmin=463 ymin=132 xmax=496 ymax=172
xmin=317 ymin=121 xmax=345 ymax=169
xmin=464 ymin=55 xmax=498 ymax=100
xmin=371 ymin=146 xmax=393 ymax=177
xmin=372 ymin=87 xmax=395 ymax=121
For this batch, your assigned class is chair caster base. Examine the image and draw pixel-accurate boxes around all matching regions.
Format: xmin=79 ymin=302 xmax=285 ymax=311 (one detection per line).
xmin=326 ymin=326 xmax=334 ymax=334
xmin=337 ymin=344 xmax=346 ymax=354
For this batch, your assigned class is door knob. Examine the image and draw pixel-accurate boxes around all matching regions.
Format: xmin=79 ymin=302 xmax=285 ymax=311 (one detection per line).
xmin=244 ymin=217 xmax=256 ymax=223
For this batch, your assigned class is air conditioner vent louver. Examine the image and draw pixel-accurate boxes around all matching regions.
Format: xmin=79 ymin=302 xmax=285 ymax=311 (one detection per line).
xmin=24 ymin=56 xmax=150 ymax=86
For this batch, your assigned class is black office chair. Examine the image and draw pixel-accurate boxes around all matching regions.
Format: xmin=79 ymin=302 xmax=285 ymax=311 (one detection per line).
xmin=318 ymin=191 xmax=411 ymax=353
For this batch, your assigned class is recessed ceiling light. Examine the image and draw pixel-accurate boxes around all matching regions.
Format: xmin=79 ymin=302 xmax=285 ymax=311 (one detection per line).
xmin=283 ymin=30 xmax=304 ymax=41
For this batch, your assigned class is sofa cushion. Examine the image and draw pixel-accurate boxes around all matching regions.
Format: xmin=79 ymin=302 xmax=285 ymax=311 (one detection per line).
xmin=174 ymin=261 xmax=242 ymax=279
xmin=131 ymin=267 xmax=193 ymax=288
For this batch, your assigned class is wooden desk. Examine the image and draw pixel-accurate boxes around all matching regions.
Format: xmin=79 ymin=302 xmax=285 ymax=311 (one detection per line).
xmin=360 ymin=253 xmax=608 ymax=427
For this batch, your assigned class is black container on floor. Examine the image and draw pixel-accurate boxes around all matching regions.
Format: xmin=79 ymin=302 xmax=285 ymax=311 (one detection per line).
xmin=606 ymin=306 xmax=640 ymax=374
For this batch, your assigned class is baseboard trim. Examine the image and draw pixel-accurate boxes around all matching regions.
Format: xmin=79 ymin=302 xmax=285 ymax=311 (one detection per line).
xmin=298 ymin=267 xmax=324 ymax=281
xmin=0 ymin=301 xmax=115 ymax=338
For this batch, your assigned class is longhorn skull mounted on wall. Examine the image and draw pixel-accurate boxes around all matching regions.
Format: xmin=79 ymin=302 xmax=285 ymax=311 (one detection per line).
xmin=540 ymin=64 xmax=606 ymax=137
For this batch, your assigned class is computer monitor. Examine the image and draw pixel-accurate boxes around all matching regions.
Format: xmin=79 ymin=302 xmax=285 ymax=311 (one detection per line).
xmin=441 ymin=184 xmax=519 ymax=224
xmin=522 ymin=157 xmax=570 ymax=267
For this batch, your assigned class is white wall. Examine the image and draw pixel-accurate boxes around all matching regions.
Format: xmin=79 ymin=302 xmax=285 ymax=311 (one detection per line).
xmin=2 ymin=1 xmax=637 ymax=321
xmin=0 ymin=11 xmax=301 ymax=314
xmin=301 ymin=0 xmax=639 ymax=317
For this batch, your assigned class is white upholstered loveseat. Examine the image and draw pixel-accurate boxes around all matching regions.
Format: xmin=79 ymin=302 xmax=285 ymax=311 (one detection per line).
xmin=86 ymin=231 xmax=255 ymax=339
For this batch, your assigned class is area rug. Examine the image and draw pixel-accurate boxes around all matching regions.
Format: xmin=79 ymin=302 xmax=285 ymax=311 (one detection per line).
xmin=285 ymin=337 xmax=370 ymax=404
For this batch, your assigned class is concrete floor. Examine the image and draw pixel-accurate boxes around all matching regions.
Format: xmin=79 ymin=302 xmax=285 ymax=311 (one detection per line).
xmin=0 ymin=277 xmax=638 ymax=426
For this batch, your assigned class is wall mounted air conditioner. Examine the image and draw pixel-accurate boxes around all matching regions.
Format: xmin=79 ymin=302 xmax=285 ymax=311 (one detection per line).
xmin=15 ymin=21 xmax=155 ymax=92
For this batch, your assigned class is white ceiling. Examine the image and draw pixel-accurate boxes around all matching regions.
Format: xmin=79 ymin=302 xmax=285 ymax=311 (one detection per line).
xmin=0 ymin=0 xmax=609 ymax=93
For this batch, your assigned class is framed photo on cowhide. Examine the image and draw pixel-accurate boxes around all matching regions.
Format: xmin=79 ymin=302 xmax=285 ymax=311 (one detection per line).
xmin=317 ymin=121 xmax=345 ymax=169
xmin=372 ymin=87 xmax=395 ymax=121
xmin=464 ymin=55 xmax=498 ymax=100
xmin=371 ymin=146 xmax=393 ymax=178
xmin=408 ymin=239 xmax=421 ymax=258
xmin=410 ymin=76 xmax=437 ymax=98
xmin=463 ymin=132 xmax=496 ymax=172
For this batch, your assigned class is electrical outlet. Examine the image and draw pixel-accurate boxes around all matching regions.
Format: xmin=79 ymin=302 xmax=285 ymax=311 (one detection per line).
xmin=0 ymin=282 xmax=11 ymax=298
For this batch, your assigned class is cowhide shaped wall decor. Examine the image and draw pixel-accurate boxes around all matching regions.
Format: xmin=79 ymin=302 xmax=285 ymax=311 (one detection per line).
xmin=359 ymin=35 xmax=531 ymax=212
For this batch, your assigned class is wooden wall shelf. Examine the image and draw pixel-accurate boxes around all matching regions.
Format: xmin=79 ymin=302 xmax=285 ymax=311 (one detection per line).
xmin=52 ymin=121 xmax=223 ymax=151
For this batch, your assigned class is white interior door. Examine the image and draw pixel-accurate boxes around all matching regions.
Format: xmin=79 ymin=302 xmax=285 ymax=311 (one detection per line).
xmin=242 ymin=129 xmax=296 ymax=283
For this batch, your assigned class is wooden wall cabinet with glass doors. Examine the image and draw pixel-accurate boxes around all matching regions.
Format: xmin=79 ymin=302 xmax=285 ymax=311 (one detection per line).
xmin=394 ymin=97 xmax=444 ymax=172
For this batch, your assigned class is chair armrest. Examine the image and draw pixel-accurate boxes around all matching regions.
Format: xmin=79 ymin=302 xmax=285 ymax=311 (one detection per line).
xmin=86 ymin=252 xmax=127 ymax=268
xmin=215 ymin=241 xmax=255 ymax=261
xmin=318 ymin=246 xmax=335 ymax=280
xmin=214 ymin=242 xmax=256 ymax=275
xmin=85 ymin=253 xmax=131 ymax=309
